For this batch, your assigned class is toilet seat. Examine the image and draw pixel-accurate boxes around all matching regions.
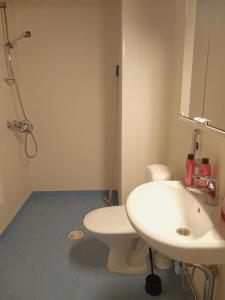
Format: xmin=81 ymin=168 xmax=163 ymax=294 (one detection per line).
xmin=83 ymin=205 xmax=136 ymax=235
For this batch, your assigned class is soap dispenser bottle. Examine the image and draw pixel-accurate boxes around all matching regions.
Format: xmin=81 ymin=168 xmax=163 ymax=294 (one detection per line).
xmin=185 ymin=153 xmax=195 ymax=186
xmin=221 ymin=198 xmax=225 ymax=222
xmin=198 ymin=158 xmax=211 ymax=187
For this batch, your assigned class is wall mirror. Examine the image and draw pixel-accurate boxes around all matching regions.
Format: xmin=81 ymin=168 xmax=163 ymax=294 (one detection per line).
xmin=180 ymin=0 xmax=225 ymax=134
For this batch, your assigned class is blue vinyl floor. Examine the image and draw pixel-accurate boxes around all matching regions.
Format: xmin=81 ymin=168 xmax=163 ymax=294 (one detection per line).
xmin=0 ymin=191 xmax=194 ymax=300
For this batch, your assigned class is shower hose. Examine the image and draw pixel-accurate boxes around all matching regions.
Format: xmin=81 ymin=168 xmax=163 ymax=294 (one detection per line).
xmin=6 ymin=51 xmax=38 ymax=158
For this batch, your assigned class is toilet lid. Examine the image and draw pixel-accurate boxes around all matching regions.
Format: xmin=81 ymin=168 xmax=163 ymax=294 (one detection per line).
xmin=83 ymin=205 xmax=136 ymax=235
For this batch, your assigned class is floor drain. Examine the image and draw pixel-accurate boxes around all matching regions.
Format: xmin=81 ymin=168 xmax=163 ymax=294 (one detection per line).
xmin=68 ymin=230 xmax=84 ymax=240
xmin=176 ymin=228 xmax=191 ymax=236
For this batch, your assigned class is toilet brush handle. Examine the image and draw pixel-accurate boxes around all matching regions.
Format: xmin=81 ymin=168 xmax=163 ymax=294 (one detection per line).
xmin=149 ymin=248 xmax=154 ymax=275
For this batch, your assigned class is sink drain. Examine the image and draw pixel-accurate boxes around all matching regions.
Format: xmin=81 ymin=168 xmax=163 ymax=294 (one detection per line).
xmin=176 ymin=228 xmax=191 ymax=236
xmin=68 ymin=230 xmax=84 ymax=240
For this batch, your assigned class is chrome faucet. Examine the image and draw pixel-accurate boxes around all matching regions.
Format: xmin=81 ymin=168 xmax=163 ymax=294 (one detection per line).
xmin=186 ymin=176 xmax=218 ymax=206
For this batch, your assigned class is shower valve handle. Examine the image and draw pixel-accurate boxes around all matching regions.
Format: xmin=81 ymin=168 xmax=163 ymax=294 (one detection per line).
xmin=7 ymin=120 xmax=33 ymax=134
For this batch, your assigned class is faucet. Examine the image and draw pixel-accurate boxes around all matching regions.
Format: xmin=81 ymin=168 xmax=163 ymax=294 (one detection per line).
xmin=186 ymin=175 xmax=218 ymax=206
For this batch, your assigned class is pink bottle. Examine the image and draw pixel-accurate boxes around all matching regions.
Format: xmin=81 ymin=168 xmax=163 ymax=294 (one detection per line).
xmin=221 ymin=198 xmax=225 ymax=222
xmin=185 ymin=154 xmax=195 ymax=186
xmin=198 ymin=158 xmax=211 ymax=187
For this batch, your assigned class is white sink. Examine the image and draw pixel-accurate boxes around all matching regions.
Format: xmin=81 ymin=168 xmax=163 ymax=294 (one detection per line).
xmin=126 ymin=181 xmax=225 ymax=265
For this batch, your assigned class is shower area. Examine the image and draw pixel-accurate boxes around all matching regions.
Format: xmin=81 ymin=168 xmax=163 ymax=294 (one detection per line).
xmin=1 ymin=2 xmax=38 ymax=158
xmin=0 ymin=0 xmax=123 ymax=230
xmin=0 ymin=0 xmax=173 ymax=233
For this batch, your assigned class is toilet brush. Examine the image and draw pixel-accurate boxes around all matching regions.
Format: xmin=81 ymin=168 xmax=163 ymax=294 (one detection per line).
xmin=145 ymin=248 xmax=162 ymax=296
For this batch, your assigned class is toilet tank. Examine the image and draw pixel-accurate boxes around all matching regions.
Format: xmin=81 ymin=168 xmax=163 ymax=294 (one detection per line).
xmin=146 ymin=164 xmax=172 ymax=182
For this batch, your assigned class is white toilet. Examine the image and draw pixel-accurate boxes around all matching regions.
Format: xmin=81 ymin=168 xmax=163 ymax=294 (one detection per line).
xmin=83 ymin=164 xmax=171 ymax=274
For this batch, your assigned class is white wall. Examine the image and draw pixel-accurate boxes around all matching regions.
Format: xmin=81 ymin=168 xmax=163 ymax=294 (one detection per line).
xmin=0 ymin=4 xmax=32 ymax=232
xmin=6 ymin=0 xmax=176 ymax=204
xmin=10 ymin=0 xmax=121 ymax=191
xmin=121 ymin=0 xmax=175 ymax=202
xmin=168 ymin=1 xmax=225 ymax=299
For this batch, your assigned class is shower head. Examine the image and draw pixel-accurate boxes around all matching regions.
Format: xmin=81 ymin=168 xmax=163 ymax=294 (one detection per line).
xmin=6 ymin=31 xmax=32 ymax=48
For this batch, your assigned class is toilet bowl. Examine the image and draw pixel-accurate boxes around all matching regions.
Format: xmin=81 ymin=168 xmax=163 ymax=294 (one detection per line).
xmin=84 ymin=205 xmax=150 ymax=274
xmin=83 ymin=164 xmax=172 ymax=274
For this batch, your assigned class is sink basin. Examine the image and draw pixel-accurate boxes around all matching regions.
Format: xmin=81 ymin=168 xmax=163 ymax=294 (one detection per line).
xmin=126 ymin=181 xmax=225 ymax=265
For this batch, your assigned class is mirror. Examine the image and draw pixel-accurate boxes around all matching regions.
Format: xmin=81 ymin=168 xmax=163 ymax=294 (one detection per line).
xmin=180 ymin=0 xmax=225 ymax=133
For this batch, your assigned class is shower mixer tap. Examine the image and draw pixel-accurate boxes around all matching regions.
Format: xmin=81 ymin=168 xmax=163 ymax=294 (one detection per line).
xmin=7 ymin=120 xmax=33 ymax=134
